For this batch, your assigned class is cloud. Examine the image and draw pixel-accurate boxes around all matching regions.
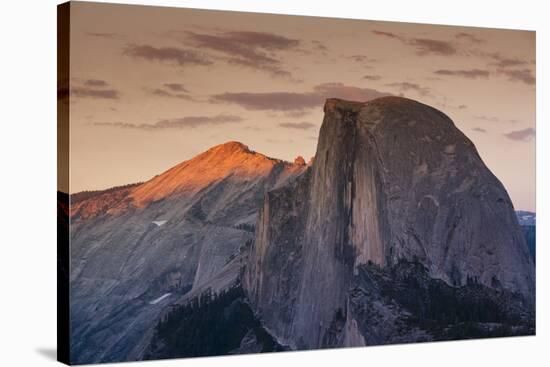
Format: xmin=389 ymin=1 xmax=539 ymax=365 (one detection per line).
xmin=455 ymin=32 xmax=484 ymax=43
xmin=148 ymin=88 xmax=195 ymax=101
xmin=472 ymin=127 xmax=487 ymax=133
xmin=409 ymin=38 xmax=456 ymax=56
xmin=223 ymin=31 xmax=300 ymax=49
xmin=503 ymin=127 xmax=535 ymax=141
xmin=371 ymin=30 xmax=402 ymax=39
xmin=164 ymin=83 xmax=188 ymax=92
xmin=363 ymin=75 xmax=382 ymax=81
xmin=489 ymin=53 xmax=529 ymax=68
xmin=72 ymin=87 xmax=120 ymax=99
xmin=278 ymin=122 xmax=317 ymax=130
xmin=184 ymin=30 xmax=300 ymax=78
xmin=211 ymin=92 xmax=320 ymax=111
xmin=494 ymin=59 xmax=528 ymax=68
xmin=474 ymin=115 xmax=499 ymax=123
xmin=146 ymin=83 xmax=194 ymax=101
xmin=282 ymin=110 xmax=311 ymax=118
xmin=69 ymin=78 xmax=120 ymax=100
xmin=314 ymin=82 xmax=391 ymax=101
xmin=497 ymin=68 xmax=535 ymax=85
xmin=371 ymin=30 xmax=456 ymax=56
xmin=84 ymin=79 xmax=109 ymax=87
xmin=85 ymin=32 xmax=119 ymax=39
xmin=311 ymin=40 xmax=328 ymax=52
xmin=348 ymin=54 xmax=376 ymax=63
xmin=94 ymin=114 xmax=243 ymax=130
xmin=385 ymin=82 xmax=431 ymax=96
xmin=123 ymin=44 xmax=212 ymax=66
xmin=437 ymin=102 xmax=468 ymax=111
xmin=474 ymin=115 xmax=520 ymax=124
xmin=210 ymin=83 xmax=391 ymax=112
xmin=434 ymin=69 xmax=490 ymax=79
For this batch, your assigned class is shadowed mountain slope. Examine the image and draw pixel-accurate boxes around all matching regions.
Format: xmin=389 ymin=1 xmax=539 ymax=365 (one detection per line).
xmin=69 ymin=142 xmax=306 ymax=363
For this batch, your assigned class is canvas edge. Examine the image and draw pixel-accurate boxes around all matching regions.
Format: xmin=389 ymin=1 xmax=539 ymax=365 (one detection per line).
xmin=57 ymin=1 xmax=71 ymax=365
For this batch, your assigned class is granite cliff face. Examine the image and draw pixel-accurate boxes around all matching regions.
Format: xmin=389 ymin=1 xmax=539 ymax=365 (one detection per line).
xmin=69 ymin=142 xmax=305 ymax=363
xmin=244 ymin=97 xmax=535 ymax=350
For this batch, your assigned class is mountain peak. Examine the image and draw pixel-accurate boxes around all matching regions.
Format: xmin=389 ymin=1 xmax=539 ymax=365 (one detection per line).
xmin=71 ymin=141 xmax=309 ymax=219
xmin=127 ymin=141 xmax=290 ymax=208
xmin=208 ymin=141 xmax=251 ymax=155
xmin=324 ymin=98 xmax=365 ymax=113
xmin=323 ymin=96 xmax=455 ymax=136
xmin=324 ymin=96 xmax=439 ymax=114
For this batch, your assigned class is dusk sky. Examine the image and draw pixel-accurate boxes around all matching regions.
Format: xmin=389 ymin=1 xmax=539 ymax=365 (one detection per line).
xmin=67 ymin=2 xmax=536 ymax=211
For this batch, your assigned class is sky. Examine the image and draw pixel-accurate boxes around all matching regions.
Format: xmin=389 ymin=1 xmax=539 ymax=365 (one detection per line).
xmin=66 ymin=2 xmax=536 ymax=211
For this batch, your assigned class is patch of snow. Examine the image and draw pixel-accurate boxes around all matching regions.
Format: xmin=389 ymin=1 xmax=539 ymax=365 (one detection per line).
xmin=149 ymin=293 xmax=171 ymax=305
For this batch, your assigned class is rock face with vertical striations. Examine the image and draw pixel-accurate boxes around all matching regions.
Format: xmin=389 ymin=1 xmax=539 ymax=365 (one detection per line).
xmin=244 ymin=97 xmax=535 ymax=350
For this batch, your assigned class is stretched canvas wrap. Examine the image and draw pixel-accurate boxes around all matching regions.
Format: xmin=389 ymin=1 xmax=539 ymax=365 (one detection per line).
xmin=57 ymin=1 xmax=536 ymax=365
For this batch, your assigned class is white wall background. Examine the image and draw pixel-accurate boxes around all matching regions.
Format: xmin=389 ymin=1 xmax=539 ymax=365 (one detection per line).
xmin=0 ymin=0 xmax=547 ymax=366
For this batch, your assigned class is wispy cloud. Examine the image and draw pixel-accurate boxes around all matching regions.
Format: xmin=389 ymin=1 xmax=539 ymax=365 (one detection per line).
xmin=472 ymin=127 xmax=487 ymax=133
xmin=371 ymin=30 xmax=402 ymax=39
xmin=497 ymin=68 xmax=535 ymax=85
xmin=278 ymin=122 xmax=317 ymax=130
xmin=409 ymin=38 xmax=456 ymax=56
xmin=314 ymin=82 xmax=391 ymax=101
xmin=148 ymin=88 xmax=195 ymax=101
xmin=385 ymin=82 xmax=431 ymax=96
xmin=210 ymin=83 xmax=390 ymax=112
xmin=434 ymin=69 xmax=490 ymax=79
xmin=146 ymin=83 xmax=194 ymax=101
xmin=503 ymin=127 xmax=535 ymax=141
xmin=211 ymin=92 xmax=320 ymax=112
xmin=123 ymin=44 xmax=212 ymax=66
xmin=363 ymin=75 xmax=382 ymax=81
xmin=85 ymin=32 xmax=120 ymax=39
xmin=488 ymin=53 xmax=529 ymax=68
xmin=83 ymin=79 xmax=110 ymax=87
xmin=371 ymin=30 xmax=456 ymax=56
xmin=70 ymin=79 xmax=120 ymax=100
xmin=474 ymin=115 xmax=499 ymax=123
xmin=474 ymin=115 xmax=520 ymax=124
xmin=455 ymin=32 xmax=484 ymax=43
xmin=163 ymin=83 xmax=188 ymax=92
xmin=94 ymin=114 xmax=243 ymax=130
xmin=72 ymin=87 xmax=120 ymax=99
xmin=311 ymin=40 xmax=328 ymax=53
xmin=184 ymin=30 xmax=300 ymax=78
xmin=348 ymin=54 xmax=377 ymax=64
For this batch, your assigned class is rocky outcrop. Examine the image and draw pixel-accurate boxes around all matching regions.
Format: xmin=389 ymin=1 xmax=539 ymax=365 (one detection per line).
xmin=294 ymin=156 xmax=306 ymax=166
xmin=244 ymin=97 xmax=535 ymax=350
